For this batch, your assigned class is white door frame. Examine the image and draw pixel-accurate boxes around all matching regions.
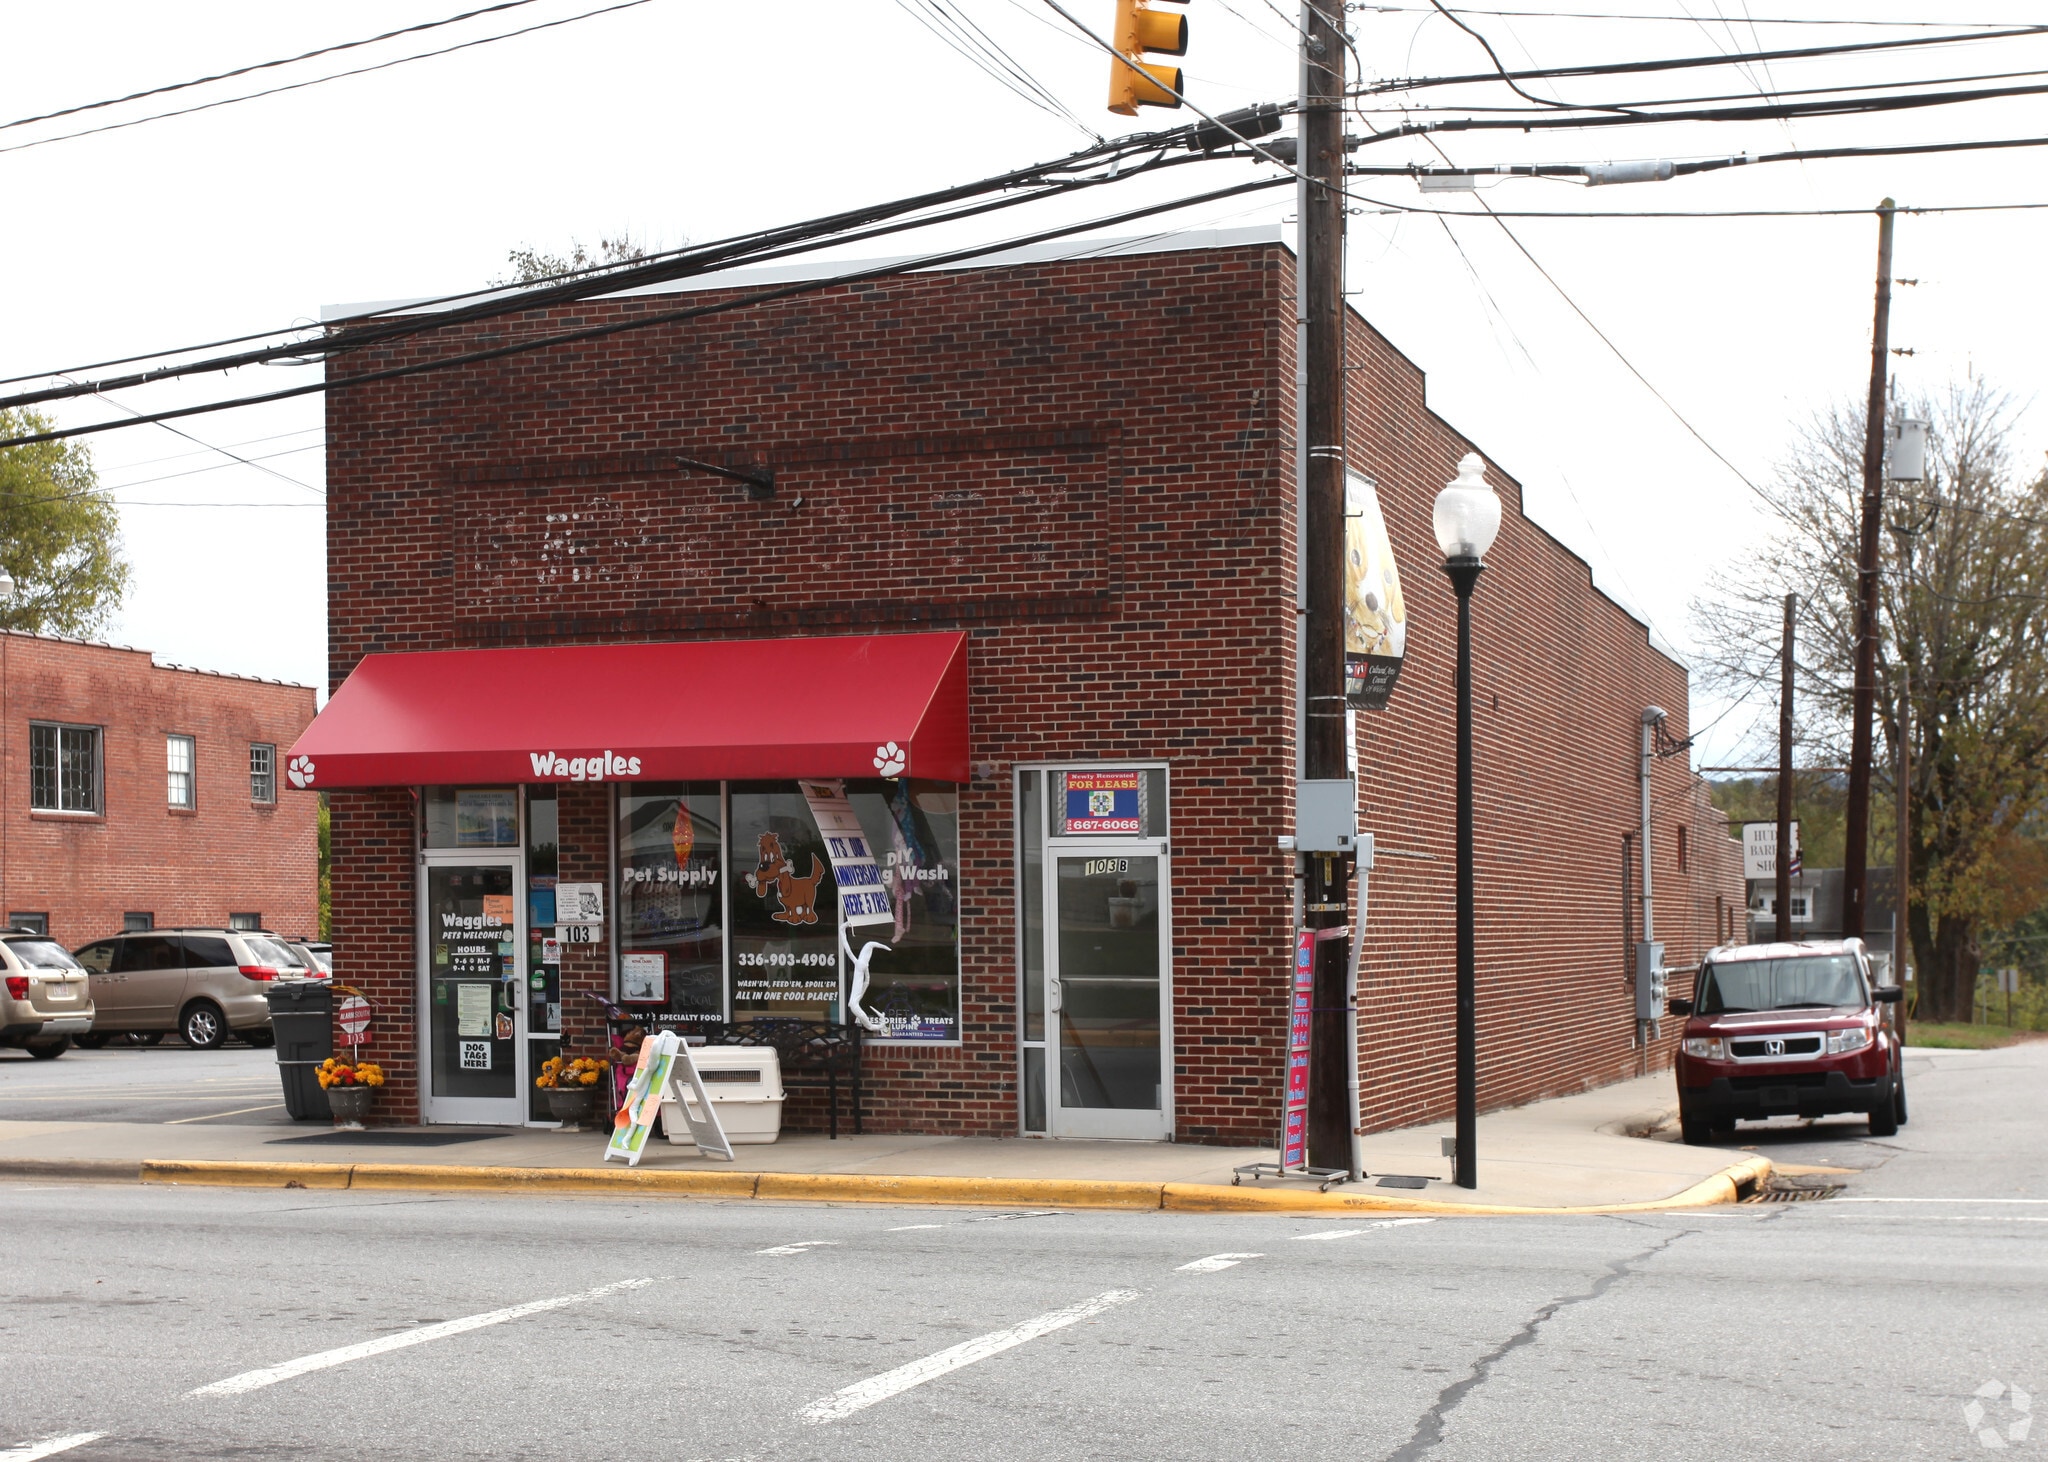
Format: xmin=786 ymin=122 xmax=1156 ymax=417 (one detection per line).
xmin=1045 ymin=839 xmax=1173 ymax=1140
xmin=418 ymin=849 xmax=529 ymax=1126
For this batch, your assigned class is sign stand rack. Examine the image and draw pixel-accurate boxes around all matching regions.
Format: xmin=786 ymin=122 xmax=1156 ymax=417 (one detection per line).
xmin=1234 ymin=928 xmax=1353 ymax=1192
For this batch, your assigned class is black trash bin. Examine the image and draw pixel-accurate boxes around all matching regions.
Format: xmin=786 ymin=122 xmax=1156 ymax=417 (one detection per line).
xmin=266 ymin=980 xmax=334 ymax=1121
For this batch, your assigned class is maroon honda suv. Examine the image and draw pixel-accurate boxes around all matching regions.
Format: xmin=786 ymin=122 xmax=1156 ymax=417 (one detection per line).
xmin=1669 ymin=938 xmax=1905 ymax=1146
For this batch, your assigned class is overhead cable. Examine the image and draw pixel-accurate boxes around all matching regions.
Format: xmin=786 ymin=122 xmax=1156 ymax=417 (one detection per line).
xmin=0 ymin=173 xmax=1295 ymax=452
xmin=0 ymin=0 xmax=544 ymax=133
xmin=1357 ymin=23 xmax=2048 ymax=97
xmin=0 ymin=0 xmax=656 ymax=157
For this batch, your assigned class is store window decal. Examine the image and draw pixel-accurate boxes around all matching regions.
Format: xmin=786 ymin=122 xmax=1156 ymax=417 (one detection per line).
xmin=616 ymin=785 xmax=725 ymax=1026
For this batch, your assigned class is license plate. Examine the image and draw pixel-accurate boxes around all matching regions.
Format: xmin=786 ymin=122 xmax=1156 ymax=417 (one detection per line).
xmin=1760 ymin=1086 xmax=1797 ymax=1107
xmin=44 ymin=984 xmax=76 ymax=1001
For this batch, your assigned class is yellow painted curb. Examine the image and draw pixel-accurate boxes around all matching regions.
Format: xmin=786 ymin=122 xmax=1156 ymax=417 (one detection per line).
xmin=349 ymin=1163 xmax=761 ymax=1199
xmin=754 ymin=1172 xmax=1166 ymax=1210
xmin=1166 ymin=1155 xmax=1773 ymax=1216
xmin=127 ymin=1154 xmax=1770 ymax=1215
xmin=141 ymin=1160 xmax=354 ymax=1189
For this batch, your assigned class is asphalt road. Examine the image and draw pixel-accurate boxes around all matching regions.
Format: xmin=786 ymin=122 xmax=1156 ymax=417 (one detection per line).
xmin=2 ymin=1042 xmax=2042 ymax=1462
xmin=0 ymin=1044 xmax=296 ymax=1127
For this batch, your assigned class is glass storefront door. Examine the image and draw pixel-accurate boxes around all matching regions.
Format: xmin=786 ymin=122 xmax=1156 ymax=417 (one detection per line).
xmin=420 ymin=856 xmax=527 ymax=1125
xmin=1047 ymin=846 xmax=1171 ymax=1139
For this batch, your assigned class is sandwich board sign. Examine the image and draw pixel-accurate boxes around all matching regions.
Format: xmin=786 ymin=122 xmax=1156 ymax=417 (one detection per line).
xmin=604 ymin=1031 xmax=732 ymax=1166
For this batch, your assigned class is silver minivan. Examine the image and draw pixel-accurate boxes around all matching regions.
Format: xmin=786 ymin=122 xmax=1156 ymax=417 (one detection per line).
xmin=73 ymin=929 xmax=313 ymax=1049
xmin=0 ymin=930 xmax=95 ymax=1058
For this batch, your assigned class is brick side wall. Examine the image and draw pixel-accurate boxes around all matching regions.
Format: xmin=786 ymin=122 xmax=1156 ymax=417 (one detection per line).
xmin=0 ymin=632 xmax=318 ymax=948
xmin=323 ymin=240 xmax=1740 ymax=1139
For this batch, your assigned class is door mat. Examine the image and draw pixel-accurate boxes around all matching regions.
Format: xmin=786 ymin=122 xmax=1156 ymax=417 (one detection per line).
xmin=1375 ymin=1175 xmax=1431 ymax=1189
xmin=268 ymin=1130 xmax=510 ymax=1148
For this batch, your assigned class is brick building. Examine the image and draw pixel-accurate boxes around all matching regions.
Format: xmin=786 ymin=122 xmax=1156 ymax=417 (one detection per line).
xmin=0 ymin=632 xmax=318 ymax=946
xmin=301 ymin=226 xmax=1742 ymax=1139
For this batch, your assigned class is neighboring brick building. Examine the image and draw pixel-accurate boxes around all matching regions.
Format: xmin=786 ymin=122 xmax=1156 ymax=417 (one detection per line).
xmin=304 ymin=226 xmax=1742 ymax=1139
xmin=0 ymin=632 xmax=318 ymax=946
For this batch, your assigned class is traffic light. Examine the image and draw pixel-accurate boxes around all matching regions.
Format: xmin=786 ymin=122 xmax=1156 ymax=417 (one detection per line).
xmin=1107 ymin=0 xmax=1188 ymax=116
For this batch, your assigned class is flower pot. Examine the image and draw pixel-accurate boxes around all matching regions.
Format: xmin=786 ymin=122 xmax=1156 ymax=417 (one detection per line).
xmin=546 ymin=1084 xmax=599 ymax=1130
xmin=326 ymin=1084 xmax=373 ymax=1130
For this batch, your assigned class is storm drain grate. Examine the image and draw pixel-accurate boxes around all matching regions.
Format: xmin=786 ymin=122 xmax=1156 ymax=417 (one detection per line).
xmin=1743 ymin=1179 xmax=1844 ymax=1204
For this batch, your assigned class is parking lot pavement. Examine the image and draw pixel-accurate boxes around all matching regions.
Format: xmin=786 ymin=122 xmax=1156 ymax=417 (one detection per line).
xmin=0 ymin=1044 xmax=294 ymax=1127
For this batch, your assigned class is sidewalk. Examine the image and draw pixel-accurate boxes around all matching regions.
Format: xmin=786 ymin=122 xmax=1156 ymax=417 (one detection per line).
xmin=0 ymin=1068 xmax=1761 ymax=1213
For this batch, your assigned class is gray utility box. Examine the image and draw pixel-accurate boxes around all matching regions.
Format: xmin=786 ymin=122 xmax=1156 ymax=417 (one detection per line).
xmin=1635 ymin=941 xmax=1667 ymax=1021
xmin=1296 ymin=779 xmax=1358 ymax=854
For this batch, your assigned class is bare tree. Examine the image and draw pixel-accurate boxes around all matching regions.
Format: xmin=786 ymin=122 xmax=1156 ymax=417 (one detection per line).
xmin=493 ymin=234 xmax=654 ymax=287
xmin=1693 ymin=379 xmax=2048 ymax=1021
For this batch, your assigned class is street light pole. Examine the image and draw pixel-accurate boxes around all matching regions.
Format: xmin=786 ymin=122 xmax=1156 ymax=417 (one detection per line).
xmin=1434 ymin=454 xmax=1499 ymax=1192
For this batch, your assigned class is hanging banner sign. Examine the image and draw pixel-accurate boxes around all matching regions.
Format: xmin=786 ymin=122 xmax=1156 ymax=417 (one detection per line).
xmin=1061 ymin=769 xmax=1143 ymax=835
xmin=1343 ymin=471 xmax=1408 ymax=710
xmin=799 ymin=779 xmax=893 ymax=928
xmin=1282 ymin=929 xmax=1315 ymax=1171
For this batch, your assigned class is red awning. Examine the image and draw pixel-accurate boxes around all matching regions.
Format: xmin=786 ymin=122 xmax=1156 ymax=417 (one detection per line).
xmin=286 ymin=632 xmax=968 ymax=790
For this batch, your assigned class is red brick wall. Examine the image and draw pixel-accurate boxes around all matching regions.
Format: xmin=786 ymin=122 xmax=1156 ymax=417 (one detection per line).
xmin=328 ymin=786 xmax=417 ymax=1118
xmin=323 ymin=238 xmax=1740 ymax=1139
xmin=0 ymin=632 xmax=318 ymax=948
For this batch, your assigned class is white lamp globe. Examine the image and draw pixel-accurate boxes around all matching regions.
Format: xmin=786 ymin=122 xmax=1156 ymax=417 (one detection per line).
xmin=1433 ymin=453 xmax=1501 ymax=562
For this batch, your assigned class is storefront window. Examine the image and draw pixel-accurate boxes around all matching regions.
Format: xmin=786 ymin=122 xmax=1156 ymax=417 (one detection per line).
xmin=729 ymin=783 xmax=840 ymax=1023
xmin=845 ymin=779 xmax=960 ymax=1042
xmin=617 ymin=784 xmax=725 ymax=1026
xmin=425 ymin=786 xmax=520 ymax=847
xmin=526 ymin=788 xmax=560 ymax=1121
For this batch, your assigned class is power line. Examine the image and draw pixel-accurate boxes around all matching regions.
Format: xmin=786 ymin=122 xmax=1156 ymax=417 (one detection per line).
xmin=1357 ymin=23 xmax=2048 ymax=96
xmin=0 ymin=0 xmax=544 ymax=134
xmin=891 ymin=0 xmax=1100 ymax=139
xmin=0 ymin=124 xmax=1234 ymax=412
xmin=1357 ymin=5 xmax=2028 ymax=27
xmin=0 ymin=0 xmax=656 ymax=158
xmin=1347 ymin=63 xmax=2048 ymax=115
xmin=0 ymin=171 xmax=1296 ymax=452
xmin=1345 ymin=132 xmax=2048 ymax=181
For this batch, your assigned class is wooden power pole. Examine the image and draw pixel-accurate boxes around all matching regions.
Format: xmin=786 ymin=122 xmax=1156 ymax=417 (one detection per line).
xmin=1843 ymin=200 xmax=1896 ymax=941
xmin=1300 ymin=0 xmax=1352 ymax=1173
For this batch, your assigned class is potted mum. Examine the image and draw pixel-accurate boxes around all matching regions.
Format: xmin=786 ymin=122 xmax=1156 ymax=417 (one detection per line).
xmin=316 ymin=1057 xmax=385 ymax=1129
xmin=536 ymin=1054 xmax=610 ymax=1130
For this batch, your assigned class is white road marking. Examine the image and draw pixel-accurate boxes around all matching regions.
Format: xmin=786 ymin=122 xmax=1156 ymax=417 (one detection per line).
xmin=886 ymin=1225 xmax=947 ymax=1232
xmin=755 ymin=1241 xmax=843 ymax=1256
xmin=1176 ymin=1253 xmax=1264 ymax=1273
xmin=1831 ymin=1197 xmax=2048 ymax=1205
xmin=884 ymin=1212 xmax=1059 ymax=1233
xmin=190 ymin=1277 xmax=653 ymax=1397
xmin=1291 ymin=1218 xmax=1435 ymax=1241
xmin=165 ymin=1103 xmax=287 ymax=1124
xmin=799 ymin=1288 xmax=1139 ymax=1425
xmin=0 ymin=1434 xmax=107 ymax=1461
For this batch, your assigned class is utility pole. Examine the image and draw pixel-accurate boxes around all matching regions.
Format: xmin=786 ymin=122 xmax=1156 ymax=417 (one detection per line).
xmin=1843 ymin=199 xmax=1896 ymax=941
xmin=1776 ymin=593 xmax=1796 ymax=943
xmin=1299 ymin=0 xmax=1352 ymax=1174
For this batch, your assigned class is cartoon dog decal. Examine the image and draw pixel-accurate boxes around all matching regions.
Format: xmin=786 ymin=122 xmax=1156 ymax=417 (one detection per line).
xmin=744 ymin=831 xmax=826 ymax=926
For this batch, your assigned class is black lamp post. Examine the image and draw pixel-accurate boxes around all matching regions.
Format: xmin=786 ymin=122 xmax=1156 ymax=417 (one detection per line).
xmin=1434 ymin=453 xmax=1500 ymax=1191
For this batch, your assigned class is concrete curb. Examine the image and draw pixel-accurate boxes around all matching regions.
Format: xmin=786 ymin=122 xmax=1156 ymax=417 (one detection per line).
xmin=0 ymin=1155 xmax=1774 ymax=1214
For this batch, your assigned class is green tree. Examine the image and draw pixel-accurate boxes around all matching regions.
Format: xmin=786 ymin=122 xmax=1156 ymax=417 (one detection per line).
xmin=1694 ymin=380 xmax=2048 ymax=1021
xmin=0 ymin=408 xmax=129 ymax=635
xmin=493 ymin=234 xmax=651 ymax=287
xmin=317 ymin=792 xmax=331 ymax=941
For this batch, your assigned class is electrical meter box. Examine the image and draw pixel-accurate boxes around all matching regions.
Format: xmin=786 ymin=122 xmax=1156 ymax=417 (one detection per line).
xmin=1635 ymin=941 xmax=1667 ymax=1021
xmin=1295 ymin=779 xmax=1357 ymax=854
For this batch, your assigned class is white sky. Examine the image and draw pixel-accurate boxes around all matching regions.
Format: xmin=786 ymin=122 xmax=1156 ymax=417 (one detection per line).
xmin=3 ymin=1 xmax=2044 ymax=766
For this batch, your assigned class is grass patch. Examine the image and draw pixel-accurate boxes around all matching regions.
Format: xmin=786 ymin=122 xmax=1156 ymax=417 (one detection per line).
xmin=1906 ymin=1022 xmax=2043 ymax=1050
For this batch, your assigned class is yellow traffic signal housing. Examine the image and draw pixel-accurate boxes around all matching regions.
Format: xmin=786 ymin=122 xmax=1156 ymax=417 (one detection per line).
xmin=1108 ymin=0 xmax=1188 ymax=116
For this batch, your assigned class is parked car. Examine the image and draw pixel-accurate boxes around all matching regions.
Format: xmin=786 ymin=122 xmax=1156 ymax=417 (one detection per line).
xmin=1670 ymin=937 xmax=1905 ymax=1145
xmin=71 ymin=929 xmax=316 ymax=1050
xmin=0 ymin=928 xmax=95 ymax=1058
xmin=288 ymin=939 xmax=333 ymax=976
